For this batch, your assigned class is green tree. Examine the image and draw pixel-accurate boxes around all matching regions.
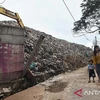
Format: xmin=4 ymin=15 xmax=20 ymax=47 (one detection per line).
xmin=73 ymin=0 xmax=100 ymax=35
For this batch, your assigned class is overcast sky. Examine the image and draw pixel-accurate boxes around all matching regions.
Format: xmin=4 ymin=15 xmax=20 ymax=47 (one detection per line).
xmin=0 ymin=0 xmax=100 ymax=48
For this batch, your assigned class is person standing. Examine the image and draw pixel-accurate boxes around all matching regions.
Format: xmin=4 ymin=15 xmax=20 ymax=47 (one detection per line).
xmin=92 ymin=45 xmax=100 ymax=82
xmin=88 ymin=60 xmax=96 ymax=83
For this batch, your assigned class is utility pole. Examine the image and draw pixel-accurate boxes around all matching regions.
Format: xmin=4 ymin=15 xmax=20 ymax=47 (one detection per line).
xmin=92 ymin=36 xmax=98 ymax=50
xmin=95 ymin=36 xmax=97 ymax=46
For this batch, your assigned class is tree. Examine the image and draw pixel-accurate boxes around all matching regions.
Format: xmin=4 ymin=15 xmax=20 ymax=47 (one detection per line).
xmin=73 ymin=0 xmax=100 ymax=35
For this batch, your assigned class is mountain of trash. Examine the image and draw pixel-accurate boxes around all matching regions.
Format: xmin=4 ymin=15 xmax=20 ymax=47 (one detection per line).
xmin=0 ymin=21 xmax=92 ymax=75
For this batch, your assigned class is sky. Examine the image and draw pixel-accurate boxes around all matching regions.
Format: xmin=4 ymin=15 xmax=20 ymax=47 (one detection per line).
xmin=0 ymin=0 xmax=100 ymax=48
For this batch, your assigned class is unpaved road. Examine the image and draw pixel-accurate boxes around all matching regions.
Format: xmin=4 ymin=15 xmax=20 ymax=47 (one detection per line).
xmin=5 ymin=67 xmax=100 ymax=100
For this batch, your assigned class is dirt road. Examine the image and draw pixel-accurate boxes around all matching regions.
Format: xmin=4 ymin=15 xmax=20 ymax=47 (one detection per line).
xmin=5 ymin=67 xmax=100 ymax=100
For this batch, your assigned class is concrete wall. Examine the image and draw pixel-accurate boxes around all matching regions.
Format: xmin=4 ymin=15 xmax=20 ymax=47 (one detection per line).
xmin=0 ymin=25 xmax=24 ymax=82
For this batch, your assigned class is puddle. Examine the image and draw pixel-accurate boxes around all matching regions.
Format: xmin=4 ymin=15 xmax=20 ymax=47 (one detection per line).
xmin=46 ymin=81 xmax=68 ymax=93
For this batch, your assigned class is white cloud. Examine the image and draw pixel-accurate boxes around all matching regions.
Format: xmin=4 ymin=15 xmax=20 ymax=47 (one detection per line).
xmin=0 ymin=0 xmax=99 ymax=47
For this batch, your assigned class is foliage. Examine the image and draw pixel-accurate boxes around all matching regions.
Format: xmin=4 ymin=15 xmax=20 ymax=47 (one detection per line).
xmin=73 ymin=0 xmax=100 ymax=35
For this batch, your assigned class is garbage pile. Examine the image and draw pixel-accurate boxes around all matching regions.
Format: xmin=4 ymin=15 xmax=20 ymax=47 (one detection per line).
xmin=0 ymin=21 xmax=92 ymax=83
xmin=24 ymin=26 xmax=92 ymax=82
xmin=25 ymin=28 xmax=92 ymax=72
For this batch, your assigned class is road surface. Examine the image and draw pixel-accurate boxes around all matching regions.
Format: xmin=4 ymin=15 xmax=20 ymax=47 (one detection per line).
xmin=5 ymin=67 xmax=100 ymax=100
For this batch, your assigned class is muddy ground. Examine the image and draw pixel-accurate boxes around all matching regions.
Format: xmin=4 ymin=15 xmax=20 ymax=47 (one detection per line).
xmin=5 ymin=67 xmax=100 ymax=100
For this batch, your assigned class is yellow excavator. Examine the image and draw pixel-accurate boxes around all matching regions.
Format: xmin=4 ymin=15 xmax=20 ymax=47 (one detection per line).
xmin=0 ymin=7 xmax=45 ymax=79
xmin=0 ymin=6 xmax=45 ymax=99
xmin=0 ymin=6 xmax=24 ymax=28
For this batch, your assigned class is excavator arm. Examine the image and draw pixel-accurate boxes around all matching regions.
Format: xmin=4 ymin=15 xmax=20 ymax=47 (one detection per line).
xmin=0 ymin=7 xmax=45 ymax=78
xmin=0 ymin=7 xmax=24 ymax=28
